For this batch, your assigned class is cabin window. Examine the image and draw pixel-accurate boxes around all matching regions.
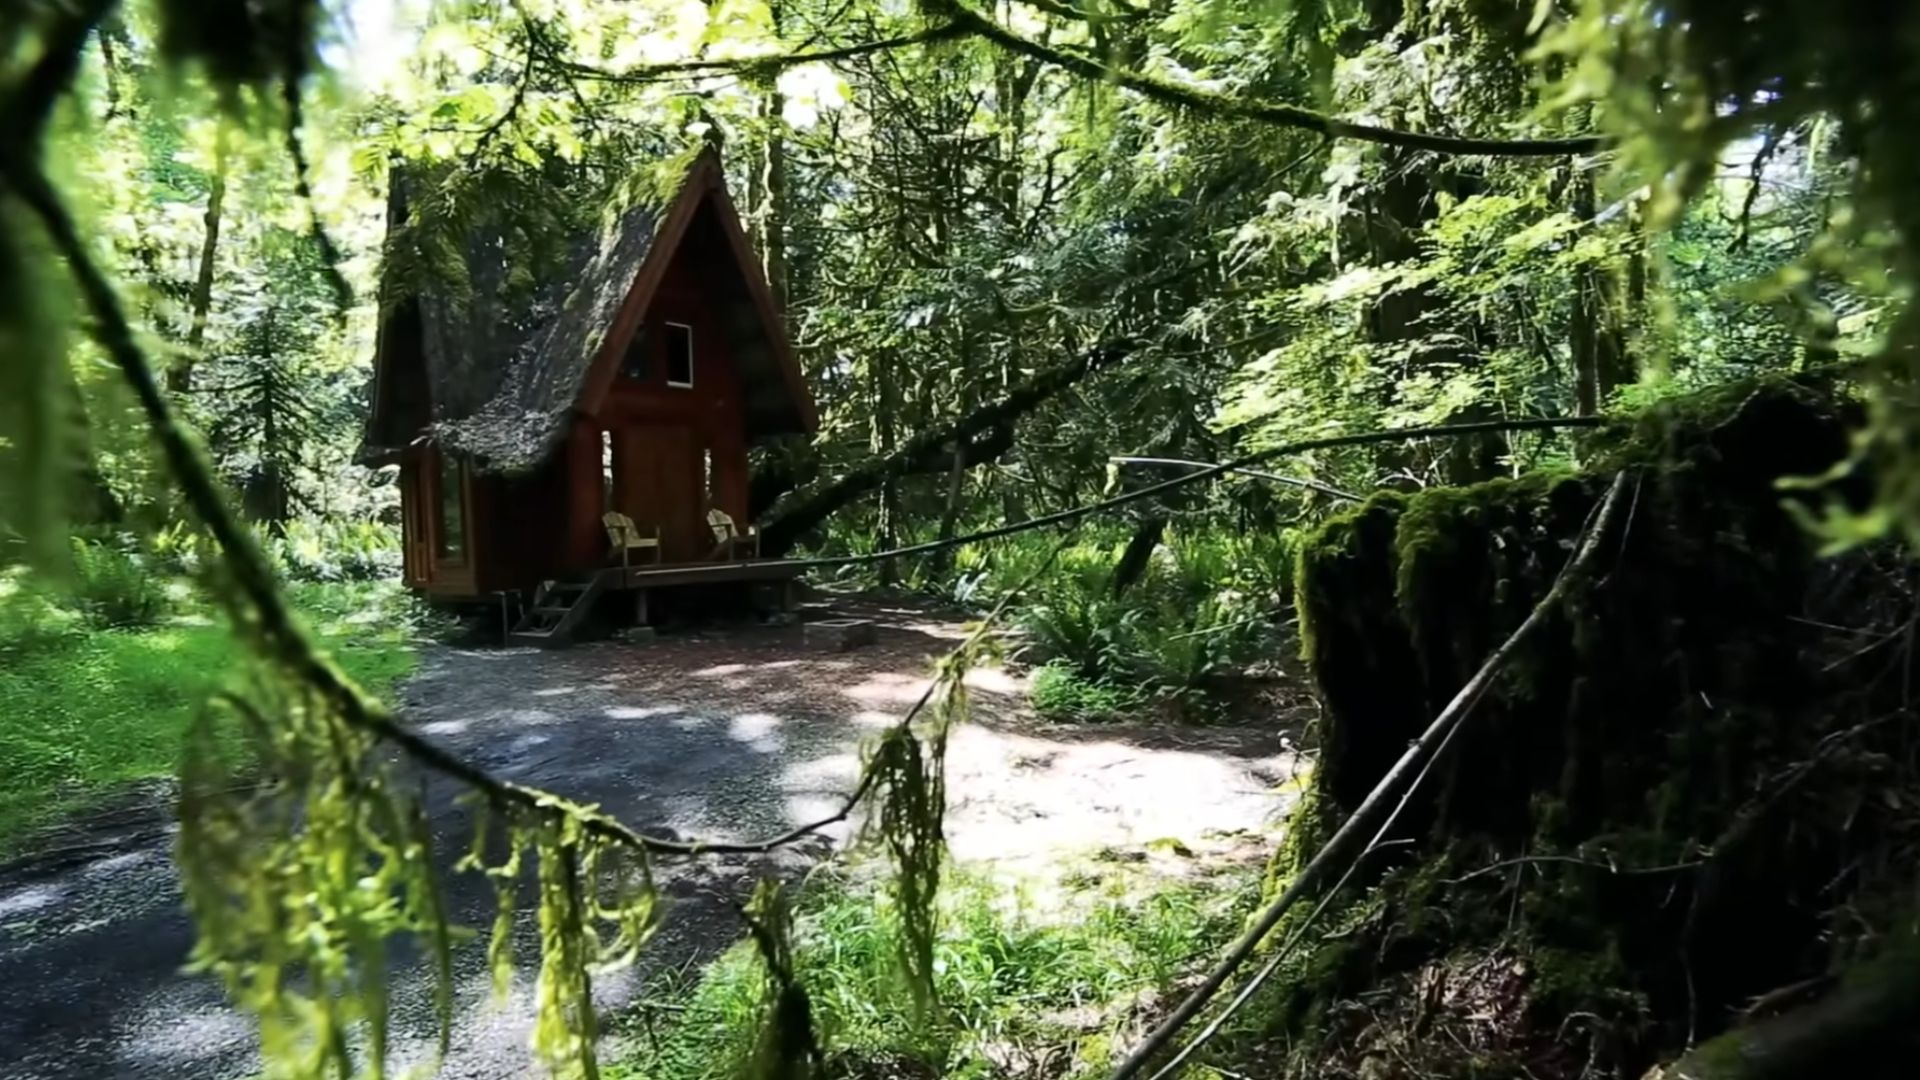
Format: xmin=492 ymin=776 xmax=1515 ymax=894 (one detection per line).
xmin=620 ymin=327 xmax=648 ymax=381
xmin=665 ymin=322 xmax=694 ymax=387
xmin=436 ymin=454 xmax=466 ymax=561
xmin=601 ymin=430 xmax=615 ymax=510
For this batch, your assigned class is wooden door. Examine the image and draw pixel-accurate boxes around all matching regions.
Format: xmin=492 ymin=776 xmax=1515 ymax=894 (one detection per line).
xmin=614 ymin=424 xmax=703 ymax=562
xmin=401 ymin=461 xmax=431 ymax=583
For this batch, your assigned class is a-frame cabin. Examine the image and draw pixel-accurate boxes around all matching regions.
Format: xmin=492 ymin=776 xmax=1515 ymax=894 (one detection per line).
xmin=357 ymin=150 xmax=816 ymax=629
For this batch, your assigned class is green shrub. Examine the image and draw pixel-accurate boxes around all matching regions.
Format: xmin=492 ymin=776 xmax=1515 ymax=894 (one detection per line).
xmin=267 ymin=518 xmax=401 ymax=583
xmin=0 ymin=569 xmax=86 ymax=656
xmin=0 ymin=585 xmax=421 ymax=851
xmin=1029 ymin=663 xmax=1146 ymax=721
xmin=609 ymin=868 xmax=1255 ymax=1080
xmin=67 ymin=535 xmax=177 ymax=629
xmin=284 ymin=578 xmax=450 ymax=641
xmin=949 ymin=524 xmax=1295 ymax=714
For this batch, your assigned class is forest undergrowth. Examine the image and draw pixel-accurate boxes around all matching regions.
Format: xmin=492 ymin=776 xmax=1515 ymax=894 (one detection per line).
xmin=1190 ymin=376 xmax=1920 ymax=1080
xmin=606 ymin=862 xmax=1263 ymax=1080
xmin=0 ymin=521 xmax=432 ymax=851
xmin=8 ymin=0 xmax=1920 ymax=1076
xmin=823 ymin=525 xmax=1304 ymax=724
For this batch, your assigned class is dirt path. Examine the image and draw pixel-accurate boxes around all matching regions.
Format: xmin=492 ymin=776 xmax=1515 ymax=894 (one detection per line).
xmin=0 ymin=604 xmax=1300 ymax=1079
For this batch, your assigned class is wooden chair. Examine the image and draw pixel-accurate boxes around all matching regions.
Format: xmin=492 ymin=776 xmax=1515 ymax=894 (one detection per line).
xmin=707 ymin=508 xmax=760 ymax=561
xmin=603 ymin=511 xmax=662 ymax=567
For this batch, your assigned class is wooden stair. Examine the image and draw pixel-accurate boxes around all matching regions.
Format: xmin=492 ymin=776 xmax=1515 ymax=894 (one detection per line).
xmin=509 ymin=575 xmax=605 ymax=647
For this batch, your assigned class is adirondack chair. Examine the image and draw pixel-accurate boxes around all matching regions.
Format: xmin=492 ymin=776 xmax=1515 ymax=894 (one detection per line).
xmin=707 ymin=508 xmax=760 ymax=560
xmin=603 ymin=512 xmax=662 ymax=567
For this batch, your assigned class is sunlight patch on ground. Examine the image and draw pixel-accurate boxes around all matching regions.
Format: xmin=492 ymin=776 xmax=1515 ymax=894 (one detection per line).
xmin=419 ymin=719 xmax=468 ymax=736
xmin=111 ymin=1002 xmax=252 ymax=1072
xmin=938 ymin=725 xmax=1296 ymax=889
xmin=727 ymin=713 xmax=784 ymax=753
xmin=961 ymin=666 xmax=1024 ymax=696
xmin=604 ymin=704 xmax=685 ymax=721
xmin=0 ymin=883 xmax=65 ymax=919
xmin=839 ymin=671 xmax=931 ymax=707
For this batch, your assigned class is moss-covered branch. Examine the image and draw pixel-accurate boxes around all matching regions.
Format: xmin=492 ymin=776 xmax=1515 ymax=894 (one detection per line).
xmin=532 ymin=5 xmax=1605 ymax=155
xmin=949 ymin=3 xmax=1608 ymax=157
xmin=540 ymin=20 xmax=972 ymax=84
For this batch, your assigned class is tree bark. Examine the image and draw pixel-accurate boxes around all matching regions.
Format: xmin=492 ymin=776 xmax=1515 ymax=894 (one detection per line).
xmin=876 ymin=355 xmax=899 ymax=586
xmin=929 ymin=439 xmax=969 ymax=577
xmin=1111 ymin=516 xmax=1166 ymax=597
xmin=753 ymin=0 xmax=789 ymax=308
xmin=173 ymin=124 xmax=228 ymax=393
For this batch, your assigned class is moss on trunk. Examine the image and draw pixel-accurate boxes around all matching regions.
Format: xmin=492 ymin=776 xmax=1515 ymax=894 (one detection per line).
xmin=1260 ymin=374 xmax=1919 ymax=1076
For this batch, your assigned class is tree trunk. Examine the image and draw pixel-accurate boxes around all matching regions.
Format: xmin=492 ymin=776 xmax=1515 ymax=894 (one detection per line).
xmin=1111 ymin=516 xmax=1167 ymax=597
xmin=761 ymin=88 xmax=789 ymax=309
xmin=752 ymin=0 xmax=789 ymax=308
xmin=173 ymin=125 xmax=228 ymax=394
xmin=930 ymin=441 xmax=968 ymax=577
xmin=1568 ymin=170 xmax=1630 ymax=415
xmin=63 ymin=373 xmax=122 ymax=525
xmin=875 ymin=351 xmax=900 ymax=586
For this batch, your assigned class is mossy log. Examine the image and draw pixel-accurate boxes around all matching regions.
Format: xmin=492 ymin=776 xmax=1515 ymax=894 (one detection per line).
xmin=1275 ymin=375 xmax=1919 ymax=1074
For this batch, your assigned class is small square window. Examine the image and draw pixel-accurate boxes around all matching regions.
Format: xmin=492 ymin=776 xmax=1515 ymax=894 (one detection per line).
xmin=665 ymin=322 xmax=694 ymax=387
xmin=621 ymin=327 xmax=648 ymax=381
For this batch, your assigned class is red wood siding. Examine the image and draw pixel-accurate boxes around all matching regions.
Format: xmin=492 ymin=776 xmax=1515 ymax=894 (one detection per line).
xmin=564 ymin=231 xmax=752 ymax=568
xmin=394 ymin=189 xmax=776 ymax=600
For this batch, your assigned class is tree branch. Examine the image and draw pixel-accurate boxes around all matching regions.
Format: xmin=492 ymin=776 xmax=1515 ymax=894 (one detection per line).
xmin=950 ymin=3 xmax=1608 ymax=157
xmin=761 ymin=415 xmax=1608 ymax=571
xmin=528 ymin=5 xmax=1604 ymax=155
xmin=758 ymin=335 xmax=1146 ymax=554
xmin=2 ymin=0 xmax=116 ymax=148
xmin=1110 ymin=455 xmax=1362 ymax=502
xmin=542 ymin=20 xmax=971 ymax=84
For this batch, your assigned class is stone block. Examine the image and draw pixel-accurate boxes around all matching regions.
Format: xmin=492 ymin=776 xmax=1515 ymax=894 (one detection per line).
xmin=805 ymin=617 xmax=875 ymax=652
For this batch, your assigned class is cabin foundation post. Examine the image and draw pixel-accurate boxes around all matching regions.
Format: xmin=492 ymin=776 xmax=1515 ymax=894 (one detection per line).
xmin=634 ymin=588 xmax=650 ymax=626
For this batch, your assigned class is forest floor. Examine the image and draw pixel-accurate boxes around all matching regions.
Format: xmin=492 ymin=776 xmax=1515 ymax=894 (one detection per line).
xmin=0 ymin=598 xmax=1302 ymax=1080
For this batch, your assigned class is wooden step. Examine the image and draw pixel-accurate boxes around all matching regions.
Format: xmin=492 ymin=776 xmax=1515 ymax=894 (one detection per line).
xmin=508 ymin=574 xmax=606 ymax=648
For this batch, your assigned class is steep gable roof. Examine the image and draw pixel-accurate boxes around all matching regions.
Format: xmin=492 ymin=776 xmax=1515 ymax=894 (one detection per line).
xmin=357 ymin=150 xmax=815 ymax=471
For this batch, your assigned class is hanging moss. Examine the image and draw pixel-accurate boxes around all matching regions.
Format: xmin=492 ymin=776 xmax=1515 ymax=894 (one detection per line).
xmin=1265 ymin=374 xmax=1919 ymax=1075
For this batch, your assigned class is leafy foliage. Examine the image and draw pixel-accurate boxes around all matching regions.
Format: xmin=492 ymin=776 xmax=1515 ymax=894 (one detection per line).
xmin=4 ymin=0 xmax=1920 ymax=1076
xmin=0 ymin=578 xmax=418 ymax=850
xmin=610 ymin=867 xmax=1259 ymax=1080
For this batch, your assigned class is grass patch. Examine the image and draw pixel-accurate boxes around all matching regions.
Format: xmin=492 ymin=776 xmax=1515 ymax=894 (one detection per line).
xmin=1029 ymin=664 xmax=1149 ymax=722
xmin=0 ymin=580 xmax=424 ymax=852
xmin=608 ymin=866 xmax=1257 ymax=1079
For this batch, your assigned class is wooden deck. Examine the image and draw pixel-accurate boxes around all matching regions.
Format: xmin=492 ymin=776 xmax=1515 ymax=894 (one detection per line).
xmin=597 ymin=557 xmax=806 ymax=590
xmin=511 ymin=557 xmax=805 ymax=647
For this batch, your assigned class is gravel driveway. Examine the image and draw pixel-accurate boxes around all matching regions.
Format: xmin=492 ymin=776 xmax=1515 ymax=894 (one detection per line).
xmin=0 ymin=604 xmax=1297 ymax=1079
